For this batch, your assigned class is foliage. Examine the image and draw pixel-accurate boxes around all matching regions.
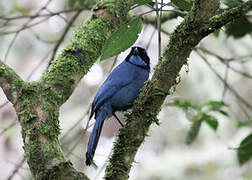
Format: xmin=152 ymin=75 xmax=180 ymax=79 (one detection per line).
xmin=224 ymin=0 xmax=252 ymax=38
xmin=169 ymin=99 xmax=252 ymax=165
xmin=168 ymin=99 xmax=228 ymax=144
xmin=100 ymin=0 xmax=152 ymax=60
xmin=100 ymin=17 xmax=143 ymax=60
xmin=238 ymin=133 xmax=252 ymax=165
xmin=237 ymin=119 xmax=252 ymax=128
xmin=69 ymin=0 xmax=87 ymax=7
xmin=1 ymin=0 xmax=252 ymax=178
xmin=171 ymin=0 xmax=193 ymax=12
xmin=225 ymin=17 xmax=252 ymax=38
xmin=100 ymin=0 xmax=252 ymax=60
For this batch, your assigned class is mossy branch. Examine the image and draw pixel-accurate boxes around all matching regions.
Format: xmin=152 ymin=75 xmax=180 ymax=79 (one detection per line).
xmin=1 ymin=0 xmax=251 ymax=179
xmin=104 ymin=0 xmax=252 ymax=179
xmin=1 ymin=0 xmax=136 ymax=179
xmin=21 ymin=0 xmax=136 ymax=178
xmin=0 ymin=60 xmax=24 ymax=105
xmin=199 ymin=0 xmax=252 ymax=36
xmin=41 ymin=0 xmax=134 ymax=106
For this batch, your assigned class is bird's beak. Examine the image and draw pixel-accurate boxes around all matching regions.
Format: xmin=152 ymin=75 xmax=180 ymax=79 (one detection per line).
xmin=132 ymin=47 xmax=138 ymax=55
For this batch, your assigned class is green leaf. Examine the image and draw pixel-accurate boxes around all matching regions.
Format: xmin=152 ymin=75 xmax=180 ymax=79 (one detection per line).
xmin=225 ymin=17 xmax=252 ymax=39
xmin=238 ymin=133 xmax=252 ymax=165
xmin=215 ymin=109 xmax=229 ymax=117
xmin=202 ymin=114 xmax=218 ymax=130
xmin=203 ymin=100 xmax=229 ymax=117
xmin=186 ymin=116 xmax=202 ymax=145
xmin=69 ymin=0 xmax=77 ymax=7
xmin=224 ymin=0 xmax=242 ymax=8
xmin=237 ymin=120 xmax=252 ymax=128
xmin=100 ymin=17 xmax=143 ymax=60
xmin=69 ymin=0 xmax=86 ymax=7
xmin=91 ymin=161 xmax=98 ymax=169
xmin=167 ymin=99 xmax=198 ymax=111
xmin=203 ymin=100 xmax=226 ymax=109
xmin=171 ymin=0 xmax=193 ymax=11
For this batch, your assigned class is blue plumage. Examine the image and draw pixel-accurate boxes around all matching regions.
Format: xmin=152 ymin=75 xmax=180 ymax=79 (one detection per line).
xmin=86 ymin=45 xmax=150 ymax=166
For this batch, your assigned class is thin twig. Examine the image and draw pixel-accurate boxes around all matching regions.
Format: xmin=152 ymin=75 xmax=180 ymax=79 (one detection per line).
xmin=61 ymin=104 xmax=91 ymax=144
xmin=222 ymin=63 xmax=229 ymax=101
xmin=1 ymin=0 xmax=53 ymax=64
xmin=4 ymin=32 xmax=19 ymax=62
xmin=108 ymin=56 xmax=119 ymax=72
xmin=198 ymin=47 xmax=252 ymax=79
xmin=0 ymin=101 xmax=9 ymax=109
xmin=94 ymin=149 xmax=113 ymax=180
xmin=48 ymin=10 xmax=82 ymax=68
xmin=146 ymin=27 xmax=156 ymax=50
xmin=155 ymin=0 xmax=161 ymax=60
xmin=44 ymin=8 xmax=68 ymax=23
xmin=0 ymin=119 xmax=17 ymax=136
xmin=0 ymin=5 xmax=93 ymax=21
xmin=7 ymin=157 xmax=25 ymax=180
xmin=0 ymin=16 xmax=51 ymax=36
xmin=196 ymin=49 xmax=252 ymax=111
xmin=26 ymin=49 xmax=53 ymax=81
xmin=30 ymin=29 xmax=58 ymax=44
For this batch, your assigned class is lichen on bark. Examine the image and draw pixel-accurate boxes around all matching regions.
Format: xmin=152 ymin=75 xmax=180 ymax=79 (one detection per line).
xmin=0 ymin=0 xmax=251 ymax=179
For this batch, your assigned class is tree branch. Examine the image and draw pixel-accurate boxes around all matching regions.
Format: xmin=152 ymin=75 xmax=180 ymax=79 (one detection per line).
xmin=2 ymin=0 xmax=251 ymax=179
xmin=48 ymin=10 xmax=82 ymax=67
xmin=0 ymin=60 xmax=24 ymax=105
xmin=41 ymin=0 xmax=134 ymax=106
xmin=199 ymin=0 xmax=252 ymax=36
xmin=4 ymin=0 xmax=136 ymax=179
xmin=105 ymin=0 xmax=252 ymax=179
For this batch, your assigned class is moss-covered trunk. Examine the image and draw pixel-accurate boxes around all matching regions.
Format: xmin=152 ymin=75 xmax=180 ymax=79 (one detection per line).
xmin=0 ymin=0 xmax=251 ymax=179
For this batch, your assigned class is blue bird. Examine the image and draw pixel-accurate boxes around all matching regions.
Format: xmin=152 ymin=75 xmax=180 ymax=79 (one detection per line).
xmin=86 ymin=45 xmax=150 ymax=166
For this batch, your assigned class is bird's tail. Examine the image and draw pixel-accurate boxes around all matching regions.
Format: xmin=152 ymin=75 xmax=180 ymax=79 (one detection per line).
xmin=85 ymin=111 xmax=106 ymax=166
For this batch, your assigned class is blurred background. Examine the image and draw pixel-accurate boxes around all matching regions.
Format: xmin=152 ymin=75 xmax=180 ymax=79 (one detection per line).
xmin=0 ymin=0 xmax=251 ymax=179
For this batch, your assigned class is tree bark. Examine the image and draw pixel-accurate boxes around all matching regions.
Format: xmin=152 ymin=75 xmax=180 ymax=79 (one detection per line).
xmin=0 ymin=0 xmax=135 ymax=179
xmin=104 ymin=0 xmax=252 ymax=179
xmin=0 ymin=0 xmax=251 ymax=179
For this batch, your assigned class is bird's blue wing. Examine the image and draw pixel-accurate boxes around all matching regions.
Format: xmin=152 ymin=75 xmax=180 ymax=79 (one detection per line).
xmin=90 ymin=61 xmax=134 ymax=119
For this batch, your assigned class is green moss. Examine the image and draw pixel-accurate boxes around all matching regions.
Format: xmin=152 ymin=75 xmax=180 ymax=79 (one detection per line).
xmin=0 ymin=61 xmax=25 ymax=103
xmin=40 ymin=0 xmax=133 ymax=108
xmin=12 ymin=78 xmax=24 ymax=90
xmin=73 ymin=17 xmax=110 ymax=50
xmin=22 ymin=123 xmax=65 ymax=176
xmin=9 ymin=0 xmax=142 ymax=178
xmin=18 ymin=109 xmax=37 ymax=123
xmin=41 ymin=161 xmax=88 ymax=180
xmin=92 ymin=0 xmax=131 ymax=24
xmin=17 ymin=83 xmax=40 ymax=125
xmin=18 ymin=82 xmax=38 ymax=100
xmin=39 ymin=123 xmax=56 ymax=138
xmin=41 ymin=18 xmax=111 ymax=103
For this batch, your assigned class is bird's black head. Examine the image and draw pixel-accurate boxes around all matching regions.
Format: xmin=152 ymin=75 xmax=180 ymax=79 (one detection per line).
xmin=125 ymin=45 xmax=150 ymax=69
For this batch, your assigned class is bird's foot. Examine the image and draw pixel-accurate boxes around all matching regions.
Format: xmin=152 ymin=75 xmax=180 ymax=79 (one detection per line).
xmin=113 ymin=113 xmax=124 ymax=127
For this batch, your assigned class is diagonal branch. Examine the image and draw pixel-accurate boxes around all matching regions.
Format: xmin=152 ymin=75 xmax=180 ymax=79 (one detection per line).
xmin=8 ymin=0 xmax=136 ymax=179
xmin=199 ymin=1 xmax=252 ymax=36
xmin=0 ymin=60 xmax=25 ymax=105
xmin=104 ymin=0 xmax=252 ymax=179
xmin=41 ymin=0 xmax=134 ymax=105
xmin=2 ymin=0 xmax=251 ymax=179
xmin=48 ymin=10 xmax=82 ymax=67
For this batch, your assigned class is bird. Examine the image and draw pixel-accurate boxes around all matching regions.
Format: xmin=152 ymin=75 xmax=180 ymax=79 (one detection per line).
xmin=85 ymin=44 xmax=150 ymax=166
